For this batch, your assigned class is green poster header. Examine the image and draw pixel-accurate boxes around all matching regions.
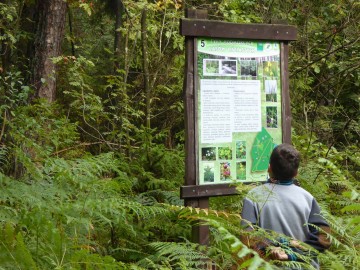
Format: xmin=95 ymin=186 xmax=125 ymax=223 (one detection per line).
xmin=198 ymin=38 xmax=280 ymax=58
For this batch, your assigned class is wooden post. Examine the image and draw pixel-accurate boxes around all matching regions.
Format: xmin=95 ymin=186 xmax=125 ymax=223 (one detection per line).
xmin=183 ymin=8 xmax=210 ymax=246
xmin=281 ymin=42 xmax=292 ymax=144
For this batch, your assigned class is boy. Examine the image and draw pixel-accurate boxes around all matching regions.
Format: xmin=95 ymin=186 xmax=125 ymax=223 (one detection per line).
xmin=241 ymin=144 xmax=331 ymax=267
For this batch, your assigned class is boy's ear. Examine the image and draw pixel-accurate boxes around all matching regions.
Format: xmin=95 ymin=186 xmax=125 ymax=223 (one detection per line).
xmin=293 ymin=169 xmax=298 ymax=178
xmin=268 ymin=164 xmax=274 ymax=178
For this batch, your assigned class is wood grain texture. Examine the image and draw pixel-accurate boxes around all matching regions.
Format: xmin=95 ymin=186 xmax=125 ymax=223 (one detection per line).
xmin=180 ymin=19 xmax=297 ymax=41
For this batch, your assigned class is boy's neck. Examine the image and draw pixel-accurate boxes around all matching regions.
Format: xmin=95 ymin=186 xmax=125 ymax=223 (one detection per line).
xmin=267 ymin=178 xmax=294 ymax=185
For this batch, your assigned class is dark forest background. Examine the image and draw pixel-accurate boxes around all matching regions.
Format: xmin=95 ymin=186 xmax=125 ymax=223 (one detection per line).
xmin=0 ymin=0 xmax=359 ymax=269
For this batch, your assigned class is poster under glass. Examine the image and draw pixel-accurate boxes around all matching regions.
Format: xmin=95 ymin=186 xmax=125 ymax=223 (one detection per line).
xmin=197 ymin=38 xmax=282 ymax=185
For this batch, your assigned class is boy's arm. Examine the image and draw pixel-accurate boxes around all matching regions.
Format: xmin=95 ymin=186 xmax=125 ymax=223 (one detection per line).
xmin=305 ymin=198 xmax=331 ymax=251
xmin=241 ymin=198 xmax=268 ymax=252
xmin=240 ymin=198 xmax=258 ymax=228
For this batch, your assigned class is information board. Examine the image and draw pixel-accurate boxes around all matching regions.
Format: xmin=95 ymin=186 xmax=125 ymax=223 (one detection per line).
xmin=197 ymin=38 xmax=282 ymax=185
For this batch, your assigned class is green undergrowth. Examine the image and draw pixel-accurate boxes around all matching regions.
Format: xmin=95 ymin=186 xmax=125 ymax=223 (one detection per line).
xmin=0 ymin=102 xmax=359 ymax=269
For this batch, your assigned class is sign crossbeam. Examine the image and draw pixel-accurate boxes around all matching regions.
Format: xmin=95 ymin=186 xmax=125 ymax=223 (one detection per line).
xmin=181 ymin=184 xmax=239 ymax=198
xmin=180 ymin=18 xmax=297 ymax=41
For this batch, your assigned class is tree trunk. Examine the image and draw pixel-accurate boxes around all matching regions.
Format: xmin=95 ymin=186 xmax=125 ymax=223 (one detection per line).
xmin=141 ymin=8 xmax=150 ymax=130
xmin=67 ymin=4 xmax=75 ymax=57
xmin=114 ymin=0 xmax=124 ymax=72
xmin=31 ymin=0 xmax=67 ymax=102
xmin=0 ymin=28 xmax=11 ymax=74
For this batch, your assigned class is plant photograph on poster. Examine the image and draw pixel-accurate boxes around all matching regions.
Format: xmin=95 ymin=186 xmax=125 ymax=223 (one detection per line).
xmin=218 ymin=146 xmax=233 ymax=160
xmin=263 ymin=61 xmax=279 ymax=77
xmin=265 ymin=80 xmax=277 ymax=102
xmin=220 ymin=162 xmax=231 ymax=181
xmin=203 ymin=163 xmax=215 ymax=183
xmin=266 ymin=106 xmax=278 ymax=128
xmin=236 ymin=161 xmax=246 ymax=180
xmin=235 ymin=141 xmax=246 ymax=159
xmin=220 ymin=60 xmax=237 ymax=75
xmin=203 ymin=59 xmax=220 ymax=75
xmin=240 ymin=60 xmax=257 ymax=76
xmin=201 ymin=147 xmax=216 ymax=161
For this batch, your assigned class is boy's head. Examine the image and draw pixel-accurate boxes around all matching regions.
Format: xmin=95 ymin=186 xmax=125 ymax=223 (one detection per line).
xmin=269 ymin=144 xmax=300 ymax=181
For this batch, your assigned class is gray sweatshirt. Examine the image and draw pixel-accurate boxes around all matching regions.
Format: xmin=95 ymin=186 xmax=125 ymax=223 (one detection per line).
xmin=241 ymin=183 xmax=329 ymax=251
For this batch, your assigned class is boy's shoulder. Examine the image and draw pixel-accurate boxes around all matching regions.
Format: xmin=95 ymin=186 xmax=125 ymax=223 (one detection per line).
xmin=248 ymin=183 xmax=315 ymax=201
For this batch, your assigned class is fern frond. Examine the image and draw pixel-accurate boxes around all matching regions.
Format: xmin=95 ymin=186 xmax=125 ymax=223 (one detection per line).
xmin=307 ymin=213 xmax=360 ymax=269
xmin=137 ymin=190 xmax=183 ymax=206
xmin=0 ymin=145 xmax=8 ymax=172
xmin=110 ymin=247 xmax=150 ymax=262
xmin=142 ymin=241 xmax=209 ymax=269
xmin=0 ymin=226 xmax=38 ymax=270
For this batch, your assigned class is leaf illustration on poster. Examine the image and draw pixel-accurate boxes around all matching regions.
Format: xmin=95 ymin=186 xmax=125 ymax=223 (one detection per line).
xmin=251 ymin=128 xmax=275 ymax=172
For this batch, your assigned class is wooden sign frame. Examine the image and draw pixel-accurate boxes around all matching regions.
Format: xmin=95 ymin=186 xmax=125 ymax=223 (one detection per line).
xmin=180 ymin=9 xmax=297 ymax=245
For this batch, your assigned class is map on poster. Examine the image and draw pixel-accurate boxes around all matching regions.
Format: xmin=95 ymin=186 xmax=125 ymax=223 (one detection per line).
xmin=197 ymin=38 xmax=283 ymax=185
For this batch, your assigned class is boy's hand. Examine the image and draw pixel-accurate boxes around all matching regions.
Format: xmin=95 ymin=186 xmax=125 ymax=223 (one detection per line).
xmin=269 ymin=247 xmax=288 ymax=260
xmin=290 ymin=239 xmax=306 ymax=250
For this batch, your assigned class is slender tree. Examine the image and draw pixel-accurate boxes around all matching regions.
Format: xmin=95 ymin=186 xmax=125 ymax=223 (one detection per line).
xmin=114 ymin=0 xmax=124 ymax=72
xmin=67 ymin=3 xmax=76 ymax=57
xmin=141 ymin=8 xmax=150 ymax=130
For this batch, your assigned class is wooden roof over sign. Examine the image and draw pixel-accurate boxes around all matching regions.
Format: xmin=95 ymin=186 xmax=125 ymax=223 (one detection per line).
xmin=180 ymin=18 xmax=297 ymax=41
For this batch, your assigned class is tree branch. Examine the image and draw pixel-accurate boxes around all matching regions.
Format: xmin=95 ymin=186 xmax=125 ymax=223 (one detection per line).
xmin=291 ymin=36 xmax=360 ymax=77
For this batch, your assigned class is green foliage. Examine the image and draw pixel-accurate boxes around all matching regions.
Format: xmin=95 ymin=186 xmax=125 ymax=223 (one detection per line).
xmin=0 ymin=0 xmax=359 ymax=269
xmin=315 ymin=212 xmax=360 ymax=269
xmin=0 ymin=2 xmax=18 ymax=47
xmin=0 ymin=145 xmax=8 ymax=172
xmin=293 ymin=133 xmax=360 ymax=269
xmin=287 ymin=0 xmax=360 ymax=147
xmin=0 ymin=224 xmax=38 ymax=269
xmin=0 ymin=71 xmax=32 ymax=113
xmin=54 ymin=55 xmax=107 ymax=130
xmin=139 ymin=241 xmax=209 ymax=269
xmin=0 ymin=70 xmax=33 ymax=174
xmin=215 ymin=0 xmax=262 ymax=23
xmin=209 ymin=219 xmax=272 ymax=270
xmin=0 ymin=149 xmax=182 ymax=269
xmin=5 ymin=100 xmax=80 ymax=178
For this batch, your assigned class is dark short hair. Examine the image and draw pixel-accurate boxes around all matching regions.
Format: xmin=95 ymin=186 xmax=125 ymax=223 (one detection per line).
xmin=270 ymin=144 xmax=300 ymax=181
